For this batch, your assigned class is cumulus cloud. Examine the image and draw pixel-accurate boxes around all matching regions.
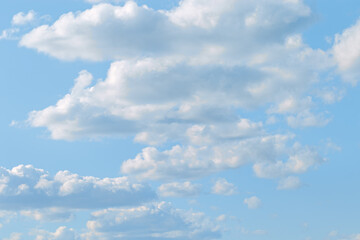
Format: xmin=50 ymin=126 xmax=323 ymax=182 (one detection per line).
xmin=253 ymin=144 xmax=325 ymax=179
xmin=244 ymin=196 xmax=261 ymax=209
xmin=32 ymin=226 xmax=78 ymax=240
xmin=333 ymin=18 xmax=360 ymax=83
xmin=0 ymin=165 xmax=155 ymax=210
xmin=12 ymin=11 xmax=36 ymax=26
xmin=20 ymin=0 xmax=313 ymax=61
xmin=84 ymin=202 xmax=221 ymax=240
xmin=158 ymin=182 xmax=201 ymax=197
xmin=286 ymin=110 xmax=331 ymax=128
xmin=211 ymin=178 xmax=237 ymax=196
xmin=122 ymin=134 xmax=325 ymax=181
xmin=23 ymin=2 xmax=332 ymax=149
xmin=20 ymin=0 xmax=330 ymax=185
xmin=30 ymin=202 xmax=221 ymax=240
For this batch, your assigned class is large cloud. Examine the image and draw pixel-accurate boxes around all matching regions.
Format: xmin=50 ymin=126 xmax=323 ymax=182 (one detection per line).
xmin=20 ymin=0 xmax=313 ymax=61
xmin=121 ymin=134 xmax=325 ymax=181
xmin=22 ymin=0 xmax=331 ymax=184
xmin=84 ymin=202 xmax=221 ymax=240
xmin=0 ymin=165 xmax=155 ymax=210
xmin=24 ymin=0 xmax=333 ymax=142
xmin=30 ymin=202 xmax=221 ymax=240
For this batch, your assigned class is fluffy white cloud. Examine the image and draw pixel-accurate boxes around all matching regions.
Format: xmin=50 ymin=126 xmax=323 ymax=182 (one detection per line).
xmin=20 ymin=0 xmax=313 ymax=61
xmin=32 ymin=226 xmax=78 ymax=240
xmin=277 ymin=176 xmax=302 ymax=190
xmin=21 ymin=0 xmax=330 ymax=185
xmin=12 ymin=11 xmax=36 ymax=26
xmin=0 ymin=165 xmax=155 ymax=210
xmin=158 ymin=182 xmax=201 ymax=197
xmin=84 ymin=202 xmax=221 ymax=240
xmin=30 ymin=202 xmax=221 ymax=240
xmin=333 ymin=18 xmax=360 ymax=83
xmin=122 ymin=134 xmax=325 ymax=181
xmin=253 ymin=144 xmax=325 ymax=179
xmin=211 ymin=178 xmax=237 ymax=196
xmin=243 ymin=196 xmax=261 ymax=209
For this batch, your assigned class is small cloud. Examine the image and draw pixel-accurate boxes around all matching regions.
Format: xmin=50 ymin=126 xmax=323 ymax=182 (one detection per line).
xmin=158 ymin=181 xmax=201 ymax=197
xmin=0 ymin=28 xmax=19 ymax=40
xmin=277 ymin=176 xmax=302 ymax=190
xmin=212 ymin=178 xmax=237 ymax=196
xmin=325 ymin=139 xmax=342 ymax=152
xmin=12 ymin=10 xmax=36 ymax=26
xmin=244 ymin=196 xmax=261 ymax=209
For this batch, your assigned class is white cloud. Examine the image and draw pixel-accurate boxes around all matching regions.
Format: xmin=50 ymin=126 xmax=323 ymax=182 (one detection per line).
xmin=243 ymin=196 xmax=261 ymax=209
xmin=20 ymin=0 xmax=330 ymax=185
xmin=0 ymin=28 xmax=19 ymax=40
xmin=20 ymin=0 xmax=313 ymax=61
xmin=277 ymin=176 xmax=302 ymax=190
xmin=30 ymin=202 xmax=221 ymax=240
xmin=32 ymin=226 xmax=78 ymax=240
xmin=268 ymin=96 xmax=331 ymax=128
xmin=0 ymin=165 xmax=155 ymax=210
xmin=12 ymin=11 xmax=36 ymax=26
xmin=122 ymin=134 xmax=325 ymax=181
xmin=158 ymin=182 xmax=201 ymax=197
xmin=333 ymin=18 xmax=360 ymax=83
xmin=22 ymin=0 xmax=333 ymax=147
xmin=286 ymin=110 xmax=331 ymax=128
xmin=211 ymin=178 xmax=237 ymax=196
xmin=253 ymin=144 xmax=325 ymax=179
xmin=268 ymin=96 xmax=313 ymax=114
xmin=84 ymin=202 xmax=221 ymax=240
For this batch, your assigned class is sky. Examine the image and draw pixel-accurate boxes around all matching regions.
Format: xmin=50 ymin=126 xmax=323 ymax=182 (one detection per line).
xmin=0 ymin=0 xmax=360 ymax=239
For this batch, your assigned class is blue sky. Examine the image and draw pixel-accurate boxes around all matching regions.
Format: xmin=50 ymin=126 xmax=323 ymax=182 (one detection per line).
xmin=0 ymin=0 xmax=360 ymax=239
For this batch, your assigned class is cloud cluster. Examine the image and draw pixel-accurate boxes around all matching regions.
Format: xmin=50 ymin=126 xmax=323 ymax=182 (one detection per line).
xmin=122 ymin=134 xmax=325 ymax=181
xmin=19 ymin=0 xmax=334 ymax=186
xmin=85 ymin=202 xmax=221 ymax=240
xmin=31 ymin=202 xmax=221 ymax=240
xmin=0 ymin=165 xmax=155 ymax=210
